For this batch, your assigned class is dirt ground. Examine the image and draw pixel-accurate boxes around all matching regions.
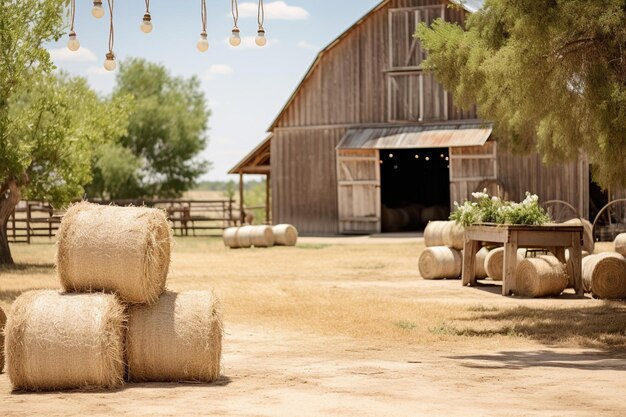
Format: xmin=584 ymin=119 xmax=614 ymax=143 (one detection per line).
xmin=1 ymin=237 xmax=626 ymax=416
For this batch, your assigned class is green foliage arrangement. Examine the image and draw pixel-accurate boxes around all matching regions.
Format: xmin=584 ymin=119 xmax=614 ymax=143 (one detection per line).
xmin=450 ymin=190 xmax=551 ymax=227
xmin=416 ymin=0 xmax=626 ymax=189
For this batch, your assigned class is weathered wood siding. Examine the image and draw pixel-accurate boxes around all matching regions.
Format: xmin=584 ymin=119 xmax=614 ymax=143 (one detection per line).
xmin=271 ymin=129 xmax=346 ymax=234
xmin=497 ymin=151 xmax=590 ymax=219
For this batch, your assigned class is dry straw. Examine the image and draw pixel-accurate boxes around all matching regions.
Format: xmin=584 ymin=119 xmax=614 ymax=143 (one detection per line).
xmin=272 ymin=224 xmax=298 ymax=246
xmin=418 ymin=246 xmax=462 ymax=279
xmin=249 ymin=225 xmax=275 ymax=247
xmin=515 ymin=256 xmax=568 ymax=297
xmin=442 ymin=221 xmax=465 ymax=250
xmin=484 ymin=247 xmax=526 ymax=281
xmin=582 ymin=252 xmax=626 ymax=299
xmin=0 ymin=306 xmax=6 ymax=373
xmin=563 ymin=218 xmax=594 ymax=253
xmin=56 ymin=202 xmax=171 ymax=304
xmin=222 ymin=227 xmax=240 ymax=248
xmin=474 ymin=247 xmax=489 ymax=279
xmin=615 ymin=233 xmax=626 ymax=257
xmin=236 ymin=225 xmax=255 ymax=248
xmin=4 ymin=291 xmax=126 ymax=391
xmin=424 ymin=221 xmax=448 ymax=247
xmin=127 ymin=291 xmax=223 ymax=383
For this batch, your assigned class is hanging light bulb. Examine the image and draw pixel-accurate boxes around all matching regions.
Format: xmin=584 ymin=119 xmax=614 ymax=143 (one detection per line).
xmin=229 ymin=0 xmax=241 ymax=47
xmin=197 ymin=31 xmax=209 ymax=52
xmin=140 ymin=1 xmax=152 ymax=33
xmin=103 ymin=0 xmax=116 ymax=71
xmin=92 ymin=0 xmax=105 ymax=18
xmin=67 ymin=31 xmax=80 ymax=51
xmin=256 ymin=0 xmax=267 ymax=47
xmin=229 ymin=28 xmax=241 ymax=47
xmin=255 ymin=29 xmax=267 ymax=47
xmin=104 ymin=52 xmax=116 ymax=71
xmin=140 ymin=13 xmax=152 ymax=33
xmin=67 ymin=1 xmax=80 ymax=51
xmin=197 ymin=0 xmax=209 ymax=52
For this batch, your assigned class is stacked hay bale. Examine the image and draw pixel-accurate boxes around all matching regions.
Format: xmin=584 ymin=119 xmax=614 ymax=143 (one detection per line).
xmin=515 ymin=256 xmax=569 ymax=297
xmin=4 ymin=202 xmax=223 ymax=391
xmin=223 ymin=224 xmax=298 ymax=248
xmin=562 ymin=218 xmax=595 ymax=253
xmin=582 ymin=252 xmax=626 ymax=299
xmin=484 ymin=248 xmax=526 ymax=281
xmin=419 ymin=221 xmax=464 ymax=279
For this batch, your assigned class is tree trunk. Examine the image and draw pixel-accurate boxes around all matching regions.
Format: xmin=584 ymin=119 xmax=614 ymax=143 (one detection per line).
xmin=0 ymin=180 xmax=21 ymax=265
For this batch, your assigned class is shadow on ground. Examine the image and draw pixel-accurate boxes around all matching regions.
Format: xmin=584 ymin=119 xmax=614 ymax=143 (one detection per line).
xmin=0 ymin=263 xmax=55 ymax=275
xmin=447 ymin=349 xmax=626 ymax=371
xmin=446 ymin=302 xmax=626 ymax=350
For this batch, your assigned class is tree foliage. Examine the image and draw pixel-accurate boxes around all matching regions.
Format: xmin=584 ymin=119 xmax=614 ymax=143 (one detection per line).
xmin=89 ymin=58 xmax=211 ymax=199
xmin=416 ymin=0 xmax=626 ymax=188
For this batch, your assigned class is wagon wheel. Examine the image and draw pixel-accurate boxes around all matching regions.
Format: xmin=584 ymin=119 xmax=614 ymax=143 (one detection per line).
xmin=592 ymin=199 xmax=626 ymax=242
xmin=474 ymin=180 xmax=509 ymax=200
xmin=541 ymin=200 xmax=580 ymax=223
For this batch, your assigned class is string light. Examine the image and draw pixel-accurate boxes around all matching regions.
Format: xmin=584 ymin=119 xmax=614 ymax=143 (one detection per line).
xmin=140 ymin=0 xmax=152 ymax=33
xmin=255 ymin=0 xmax=267 ymax=47
xmin=67 ymin=0 xmax=80 ymax=51
xmin=389 ymin=153 xmax=394 ymax=158
xmin=197 ymin=0 xmax=209 ymax=52
xmin=104 ymin=0 xmax=116 ymax=71
xmin=92 ymin=0 xmax=105 ymax=18
xmin=229 ymin=0 xmax=241 ymax=47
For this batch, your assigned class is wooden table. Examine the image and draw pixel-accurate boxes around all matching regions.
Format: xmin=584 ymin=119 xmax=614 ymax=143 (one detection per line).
xmin=461 ymin=224 xmax=585 ymax=296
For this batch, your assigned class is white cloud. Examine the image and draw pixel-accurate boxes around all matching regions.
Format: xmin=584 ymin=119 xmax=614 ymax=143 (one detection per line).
xmin=225 ymin=36 xmax=278 ymax=49
xmin=237 ymin=1 xmax=309 ymax=20
xmin=203 ymin=64 xmax=234 ymax=81
xmin=297 ymin=41 xmax=319 ymax=51
xmin=49 ymin=47 xmax=97 ymax=63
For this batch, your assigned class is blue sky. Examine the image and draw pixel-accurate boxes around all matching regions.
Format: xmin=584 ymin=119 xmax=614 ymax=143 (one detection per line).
xmin=47 ymin=0 xmax=382 ymax=181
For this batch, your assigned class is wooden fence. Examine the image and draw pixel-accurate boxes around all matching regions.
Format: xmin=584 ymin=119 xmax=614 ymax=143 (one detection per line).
xmin=7 ymin=199 xmax=240 ymax=243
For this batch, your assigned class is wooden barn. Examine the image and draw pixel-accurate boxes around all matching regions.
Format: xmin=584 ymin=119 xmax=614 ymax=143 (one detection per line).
xmin=230 ymin=0 xmax=622 ymax=235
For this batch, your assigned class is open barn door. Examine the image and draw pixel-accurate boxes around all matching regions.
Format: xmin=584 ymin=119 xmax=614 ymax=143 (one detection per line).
xmin=337 ymin=149 xmax=381 ymax=234
xmin=449 ymin=142 xmax=498 ymax=205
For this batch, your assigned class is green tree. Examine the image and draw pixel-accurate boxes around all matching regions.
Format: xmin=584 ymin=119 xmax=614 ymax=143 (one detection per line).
xmin=0 ymin=0 xmax=129 ymax=264
xmin=96 ymin=58 xmax=211 ymax=199
xmin=416 ymin=0 xmax=626 ymax=189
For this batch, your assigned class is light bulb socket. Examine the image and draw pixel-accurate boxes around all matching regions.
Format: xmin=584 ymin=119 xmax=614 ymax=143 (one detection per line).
xmin=69 ymin=31 xmax=77 ymax=38
xmin=200 ymin=31 xmax=208 ymax=39
xmin=143 ymin=13 xmax=151 ymax=22
xmin=106 ymin=52 xmax=115 ymax=61
xmin=93 ymin=0 xmax=102 ymax=6
xmin=257 ymin=28 xmax=266 ymax=35
xmin=232 ymin=27 xmax=240 ymax=34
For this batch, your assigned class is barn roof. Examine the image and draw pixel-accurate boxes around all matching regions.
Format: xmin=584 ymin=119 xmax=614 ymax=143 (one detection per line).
xmin=337 ymin=123 xmax=492 ymax=150
xmin=228 ymin=133 xmax=272 ymax=175
xmin=268 ymin=0 xmax=484 ymax=130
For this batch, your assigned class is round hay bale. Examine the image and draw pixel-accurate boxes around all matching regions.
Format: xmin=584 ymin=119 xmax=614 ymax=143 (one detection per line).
xmin=582 ymin=253 xmax=626 ymax=299
xmin=614 ymin=233 xmax=626 ymax=257
xmin=222 ymin=227 xmax=240 ymax=248
xmin=564 ymin=249 xmax=590 ymax=288
xmin=56 ymin=202 xmax=171 ymax=304
xmin=235 ymin=225 xmax=255 ymax=248
xmin=515 ymin=256 xmax=568 ymax=297
xmin=382 ymin=207 xmax=409 ymax=232
xmin=563 ymin=218 xmax=594 ymax=253
xmin=484 ymin=247 xmax=526 ymax=281
xmin=404 ymin=204 xmax=423 ymax=229
xmin=424 ymin=221 xmax=448 ymax=247
xmin=421 ymin=205 xmax=449 ymax=223
xmin=4 ymin=290 xmax=125 ymax=391
xmin=0 ymin=307 xmax=6 ymax=373
xmin=272 ymin=224 xmax=298 ymax=246
xmin=475 ymin=247 xmax=489 ymax=279
xmin=127 ymin=291 xmax=222 ymax=383
xmin=418 ymin=246 xmax=462 ymax=279
xmin=442 ymin=221 xmax=465 ymax=250
xmin=237 ymin=226 xmax=274 ymax=248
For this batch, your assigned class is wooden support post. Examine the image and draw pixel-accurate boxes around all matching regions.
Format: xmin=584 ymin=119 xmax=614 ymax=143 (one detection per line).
xmin=239 ymin=172 xmax=245 ymax=226
xmin=502 ymin=232 xmax=518 ymax=296
xmin=265 ymin=173 xmax=271 ymax=225
xmin=461 ymin=237 xmax=479 ymax=287
xmin=570 ymin=231 xmax=584 ymax=296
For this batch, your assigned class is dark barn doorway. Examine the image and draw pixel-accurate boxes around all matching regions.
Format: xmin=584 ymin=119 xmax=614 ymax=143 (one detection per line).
xmin=380 ymin=148 xmax=450 ymax=232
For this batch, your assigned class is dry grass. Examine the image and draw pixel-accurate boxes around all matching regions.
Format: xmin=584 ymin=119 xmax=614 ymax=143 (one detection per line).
xmin=2 ymin=237 xmax=626 ymax=351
